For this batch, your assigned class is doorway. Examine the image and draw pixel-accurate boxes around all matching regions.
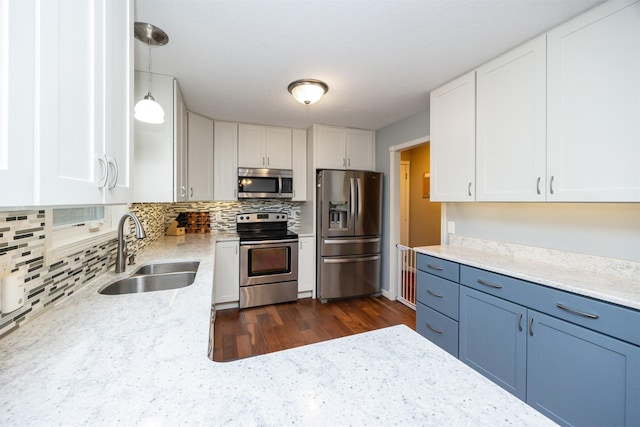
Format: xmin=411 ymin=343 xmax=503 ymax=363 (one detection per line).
xmin=388 ymin=137 xmax=443 ymax=302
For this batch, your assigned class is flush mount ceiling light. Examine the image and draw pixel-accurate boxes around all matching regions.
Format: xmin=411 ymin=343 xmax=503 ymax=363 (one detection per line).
xmin=133 ymin=22 xmax=169 ymax=124
xmin=287 ymin=79 xmax=329 ymax=105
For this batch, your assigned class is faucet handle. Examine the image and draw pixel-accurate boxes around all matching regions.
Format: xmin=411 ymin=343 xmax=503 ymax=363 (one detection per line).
xmin=128 ymin=254 xmax=136 ymax=265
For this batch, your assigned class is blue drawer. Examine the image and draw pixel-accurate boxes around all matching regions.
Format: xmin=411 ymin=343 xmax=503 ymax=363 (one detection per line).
xmin=461 ymin=265 xmax=640 ymax=346
xmin=416 ymin=302 xmax=459 ymax=357
xmin=416 ymin=254 xmax=459 ymax=282
xmin=417 ymin=270 xmax=459 ymax=320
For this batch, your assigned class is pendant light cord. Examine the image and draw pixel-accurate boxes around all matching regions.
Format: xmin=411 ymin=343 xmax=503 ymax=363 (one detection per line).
xmin=147 ymin=40 xmax=152 ymax=95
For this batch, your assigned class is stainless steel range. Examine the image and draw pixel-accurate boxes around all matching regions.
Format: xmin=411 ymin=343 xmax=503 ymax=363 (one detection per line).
xmin=237 ymin=212 xmax=298 ymax=309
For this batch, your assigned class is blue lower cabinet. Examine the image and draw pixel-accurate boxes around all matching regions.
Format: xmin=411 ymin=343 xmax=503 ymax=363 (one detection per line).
xmin=527 ymin=310 xmax=640 ymax=427
xmin=459 ymin=286 xmax=527 ymax=400
xmin=416 ymin=302 xmax=459 ymax=357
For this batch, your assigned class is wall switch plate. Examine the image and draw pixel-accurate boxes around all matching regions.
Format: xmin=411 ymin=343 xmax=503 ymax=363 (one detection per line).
xmin=447 ymin=221 xmax=456 ymax=234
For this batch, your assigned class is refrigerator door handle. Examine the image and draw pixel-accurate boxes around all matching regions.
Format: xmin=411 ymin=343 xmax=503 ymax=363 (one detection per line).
xmin=356 ymin=177 xmax=363 ymax=233
xmin=349 ymin=177 xmax=356 ymax=231
xmin=323 ymin=255 xmax=381 ymax=264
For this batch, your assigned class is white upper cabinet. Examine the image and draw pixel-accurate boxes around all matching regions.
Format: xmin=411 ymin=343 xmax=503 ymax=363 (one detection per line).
xmin=39 ymin=0 xmax=132 ymax=205
xmin=430 ymin=71 xmax=476 ymax=201
xmin=0 ymin=0 xmax=36 ymax=206
xmin=476 ymin=35 xmax=547 ymax=202
xmin=238 ymin=124 xmax=292 ymax=169
xmin=134 ymin=73 xmax=185 ymax=203
xmin=214 ymin=121 xmax=238 ymax=201
xmin=345 ymin=129 xmax=375 ymax=171
xmin=188 ymin=112 xmax=214 ymax=201
xmin=291 ymin=129 xmax=307 ymax=201
xmin=175 ymin=87 xmax=189 ymax=202
xmin=312 ymin=125 xmax=375 ymax=171
xmin=1 ymin=0 xmax=132 ymax=207
xmin=547 ymin=0 xmax=640 ymax=201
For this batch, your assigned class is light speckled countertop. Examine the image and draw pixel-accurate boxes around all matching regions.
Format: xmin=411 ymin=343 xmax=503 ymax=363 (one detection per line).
xmin=0 ymin=235 xmax=554 ymax=426
xmin=414 ymin=245 xmax=640 ymax=311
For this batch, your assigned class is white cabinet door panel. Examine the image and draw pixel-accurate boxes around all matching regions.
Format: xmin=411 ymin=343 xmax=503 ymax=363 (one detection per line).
xmin=476 ymin=35 xmax=546 ymax=202
xmin=315 ymin=126 xmax=346 ymax=170
xmin=547 ymin=0 xmax=640 ymax=201
xmin=266 ymin=127 xmax=292 ymax=169
xmin=214 ymin=121 xmax=238 ymax=201
xmin=298 ymin=236 xmax=315 ymax=294
xmin=214 ymin=241 xmax=239 ymax=304
xmin=430 ymin=71 xmax=476 ymax=201
xmin=346 ymin=129 xmax=375 ymax=171
xmin=292 ymin=129 xmax=307 ymax=201
xmin=188 ymin=112 xmax=214 ymax=201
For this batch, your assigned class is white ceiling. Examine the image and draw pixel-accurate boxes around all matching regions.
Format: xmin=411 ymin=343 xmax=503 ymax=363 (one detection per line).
xmin=134 ymin=0 xmax=605 ymax=131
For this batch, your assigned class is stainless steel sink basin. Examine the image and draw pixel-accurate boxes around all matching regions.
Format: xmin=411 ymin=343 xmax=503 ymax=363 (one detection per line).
xmin=98 ymin=271 xmax=197 ymax=295
xmin=132 ymin=261 xmax=200 ymax=275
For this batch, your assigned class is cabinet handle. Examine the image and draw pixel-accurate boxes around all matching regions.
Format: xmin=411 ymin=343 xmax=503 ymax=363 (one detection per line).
xmin=529 ymin=317 xmax=534 ymax=336
xmin=190 ymin=187 xmax=194 ymax=197
xmin=348 ymin=158 xmax=351 ymax=167
xmin=97 ymin=154 xmax=108 ymax=188
xmin=518 ymin=313 xmax=523 ymax=332
xmin=107 ymin=156 xmax=118 ymax=189
xmin=556 ymin=303 xmax=599 ymax=319
xmin=467 ymin=182 xmax=472 ymax=197
xmin=549 ymin=176 xmax=555 ymax=195
xmin=181 ymin=186 xmax=186 ymax=197
xmin=426 ymin=323 xmax=443 ymax=334
xmin=262 ymin=156 xmax=265 ymax=165
xmin=426 ymin=263 xmax=443 ymax=271
xmin=267 ymin=156 xmax=270 ymax=166
xmin=427 ymin=289 xmax=444 ymax=298
xmin=477 ymin=278 xmax=502 ymax=289
xmin=536 ymin=177 xmax=541 ymax=195
xmin=343 ymin=158 xmax=346 ymax=168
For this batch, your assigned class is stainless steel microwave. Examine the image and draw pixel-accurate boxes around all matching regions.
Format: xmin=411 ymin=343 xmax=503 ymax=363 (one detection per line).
xmin=237 ymin=168 xmax=293 ymax=199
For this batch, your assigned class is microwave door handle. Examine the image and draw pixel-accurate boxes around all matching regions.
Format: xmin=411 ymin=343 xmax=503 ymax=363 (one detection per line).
xmin=278 ymin=176 xmax=282 ymax=197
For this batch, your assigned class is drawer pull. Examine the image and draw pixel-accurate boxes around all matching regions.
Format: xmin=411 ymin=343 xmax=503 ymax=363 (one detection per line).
xmin=557 ymin=303 xmax=599 ymax=319
xmin=518 ymin=313 xmax=523 ymax=332
xmin=426 ymin=323 xmax=443 ymax=334
xmin=426 ymin=263 xmax=444 ymax=271
xmin=477 ymin=278 xmax=503 ymax=289
xmin=427 ymin=289 xmax=444 ymax=298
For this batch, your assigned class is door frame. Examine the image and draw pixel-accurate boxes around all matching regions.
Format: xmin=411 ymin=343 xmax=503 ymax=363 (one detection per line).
xmin=386 ymin=135 xmax=446 ymax=301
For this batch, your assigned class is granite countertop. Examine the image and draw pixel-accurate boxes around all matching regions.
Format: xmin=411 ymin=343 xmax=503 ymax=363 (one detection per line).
xmin=414 ymin=245 xmax=640 ymax=311
xmin=0 ymin=235 xmax=554 ymax=426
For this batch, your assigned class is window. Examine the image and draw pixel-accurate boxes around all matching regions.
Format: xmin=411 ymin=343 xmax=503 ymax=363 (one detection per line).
xmin=45 ymin=205 xmax=127 ymax=262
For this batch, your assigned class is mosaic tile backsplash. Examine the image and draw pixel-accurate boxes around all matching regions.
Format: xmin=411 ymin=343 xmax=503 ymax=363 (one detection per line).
xmin=0 ymin=200 xmax=302 ymax=338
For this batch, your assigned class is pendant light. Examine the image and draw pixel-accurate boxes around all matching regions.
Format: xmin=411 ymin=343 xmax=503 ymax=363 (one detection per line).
xmin=287 ymin=79 xmax=329 ymax=105
xmin=134 ymin=22 xmax=169 ymax=124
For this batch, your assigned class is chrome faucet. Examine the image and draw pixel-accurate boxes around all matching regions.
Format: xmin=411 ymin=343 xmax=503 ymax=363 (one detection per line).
xmin=115 ymin=213 xmax=147 ymax=273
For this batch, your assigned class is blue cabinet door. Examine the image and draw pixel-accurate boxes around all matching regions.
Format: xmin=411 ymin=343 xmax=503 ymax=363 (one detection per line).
xmin=527 ymin=311 xmax=640 ymax=427
xmin=459 ymin=286 xmax=527 ymax=399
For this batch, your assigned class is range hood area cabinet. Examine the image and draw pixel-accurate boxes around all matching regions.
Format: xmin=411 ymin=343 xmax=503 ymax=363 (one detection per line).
xmin=133 ymin=71 xmax=188 ymax=203
xmin=430 ymin=0 xmax=640 ymax=203
xmin=309 ymin=125 xmax=375 ymax=171
xmin=238 ymin=124 xmax=292 ymax=169
xmin=1 ymin=0 xmax=134 ymax=206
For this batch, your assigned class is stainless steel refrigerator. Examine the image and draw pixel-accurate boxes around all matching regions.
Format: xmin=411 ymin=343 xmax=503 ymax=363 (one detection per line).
xmin=316 ymin=169 xmax=383 ymax=302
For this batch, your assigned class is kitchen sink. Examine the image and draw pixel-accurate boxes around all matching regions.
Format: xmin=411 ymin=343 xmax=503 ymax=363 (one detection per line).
xmin=99 ymin=271 xmax=197 ymax=295
xmin=132 ymin=261 xmax=200 ymax=275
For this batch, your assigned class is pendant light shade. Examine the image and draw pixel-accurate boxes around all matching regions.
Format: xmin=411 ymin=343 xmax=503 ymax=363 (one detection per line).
xmin=134 ymin=92 xmax=165 ymax=124
xmin=288 ymin=79 xmax=329 ymax=105
xmin=134 ymin=22 xmax=169 ymax=124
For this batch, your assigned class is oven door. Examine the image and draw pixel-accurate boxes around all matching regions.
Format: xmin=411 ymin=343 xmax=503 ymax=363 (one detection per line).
xmin=240 ymin=239 xmax=299 ymax=286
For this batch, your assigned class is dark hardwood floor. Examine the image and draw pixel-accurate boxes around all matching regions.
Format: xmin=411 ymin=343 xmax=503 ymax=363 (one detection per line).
xmin=213 ymin=296 xmax=416 ymax=362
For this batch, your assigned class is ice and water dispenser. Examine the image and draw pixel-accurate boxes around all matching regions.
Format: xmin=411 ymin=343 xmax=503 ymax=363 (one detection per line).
xmin=328 ymin=201 xmax=349 ymax=230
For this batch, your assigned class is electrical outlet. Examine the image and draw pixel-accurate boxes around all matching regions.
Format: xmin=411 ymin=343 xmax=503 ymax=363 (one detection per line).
xmin=447 ymin=221 xmax=456 ymax=234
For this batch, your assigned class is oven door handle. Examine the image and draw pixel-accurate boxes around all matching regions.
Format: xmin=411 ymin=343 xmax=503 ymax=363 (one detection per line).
xmin=241 ymin=238 xmax=299 ymax=245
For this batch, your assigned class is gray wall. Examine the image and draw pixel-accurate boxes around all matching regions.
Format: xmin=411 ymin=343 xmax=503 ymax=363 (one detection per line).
xmin=375 ymin=108 xmax=430 ymax=291
xmin=447 ymin=202 xmax=640 ymax=262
